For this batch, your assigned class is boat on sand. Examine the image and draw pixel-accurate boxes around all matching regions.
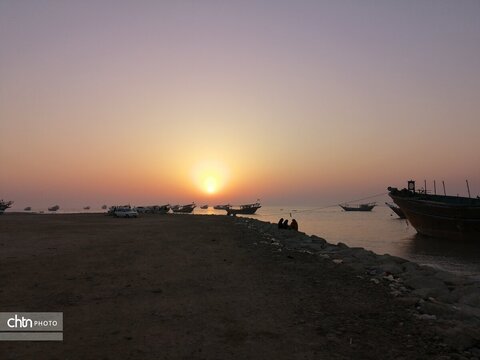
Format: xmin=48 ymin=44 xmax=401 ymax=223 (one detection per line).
xmin=171 ymin=203 xmax=196 ymax=213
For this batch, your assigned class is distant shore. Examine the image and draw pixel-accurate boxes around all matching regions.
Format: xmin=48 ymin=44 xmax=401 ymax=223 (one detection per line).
xmin=0 ymin=213 xmax=478 ymax=358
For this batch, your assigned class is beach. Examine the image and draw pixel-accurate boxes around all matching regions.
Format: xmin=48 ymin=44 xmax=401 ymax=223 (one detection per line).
xmin=0 ymin=213 xmax=479 ymax=359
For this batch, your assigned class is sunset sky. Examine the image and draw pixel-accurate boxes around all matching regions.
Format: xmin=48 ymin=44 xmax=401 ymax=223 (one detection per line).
xmin=1 ymin=1 xmax=479 ymax=208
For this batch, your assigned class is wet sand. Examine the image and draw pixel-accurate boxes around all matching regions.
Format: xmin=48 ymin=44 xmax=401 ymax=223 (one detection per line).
xmin=0 ymin=213 xmax=467 ymax=359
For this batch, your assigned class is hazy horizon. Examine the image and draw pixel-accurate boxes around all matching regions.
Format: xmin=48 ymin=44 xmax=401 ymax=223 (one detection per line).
xmin=1 ymin=1 xmax=479 ymax=208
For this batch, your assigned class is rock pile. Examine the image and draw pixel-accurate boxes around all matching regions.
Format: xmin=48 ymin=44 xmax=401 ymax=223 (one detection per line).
xmin=236 ymin=217 xmax=480 ymax=353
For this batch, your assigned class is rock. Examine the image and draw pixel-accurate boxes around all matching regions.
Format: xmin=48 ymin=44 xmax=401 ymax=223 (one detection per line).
xmin=332 ymin=259 xmax=343 ymax=264
xmin=380 ymin=262 xmax=403 ymax=275
xmin=310 ymin=235 xmax=327 ymax=246
xmin=412 ymin=287 xmax=450 ymax=300
xmin=404 ymin=275 xmax=448 ymax=291
xmin=434 ymin=271 xmax=473 ymax=286
xmin=455 ymin=286 xmax=480 ymax=307
xmin=395 ymin=296 xmax=421 ymax=306
xmin=418 ymin=301 xmax=458 ymax=319
xmin=378 ymin=254 xmax=408 ymax=265
xmin=414 ymin=313 xmax=437 ymax=320
xmin=403 ymin=262 xmax=420 ymax=274
xmin=337 ymin=242 xmax=349 ymax=249
xmin=370 ymin=278 xmax=380 ymax=285
xmin=440 ymin=325 xmax=480 ymax=351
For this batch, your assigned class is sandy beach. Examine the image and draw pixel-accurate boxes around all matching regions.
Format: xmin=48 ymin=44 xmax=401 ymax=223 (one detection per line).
xmin=0 ymin=213 xmax=478 ymax=359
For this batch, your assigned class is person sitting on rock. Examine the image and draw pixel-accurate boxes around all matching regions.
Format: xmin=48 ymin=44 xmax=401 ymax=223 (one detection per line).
xmin=282 ymin=219 xmax=290 ymax=229
xmin=290 ymin=219 xmax=298 ymax=231
xmin=278 ymin=218 xmax=284 ymax=229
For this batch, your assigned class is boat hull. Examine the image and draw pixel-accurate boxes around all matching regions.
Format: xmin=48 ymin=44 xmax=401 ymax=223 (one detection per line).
xmin=171 ymin=205 xmax=195 ymax=213
xmin=389 ymin=194 xmax=480 ymax=240
xmin=340 ymin=205 xmax=375 ymax=212
xmin=226 ymin=206 xmax=261 ymax=216
xmin=385 ymin=202 xmax=406 ymax=219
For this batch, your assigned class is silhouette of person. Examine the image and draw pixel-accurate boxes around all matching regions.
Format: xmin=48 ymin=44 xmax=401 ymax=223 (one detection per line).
xmin=282 ymin=219 xmax=289 ymax=229
xmin=278 ymin=218 xmax=284 ymax=229
xmin=290 ymin=219 xmax=298 ymax=231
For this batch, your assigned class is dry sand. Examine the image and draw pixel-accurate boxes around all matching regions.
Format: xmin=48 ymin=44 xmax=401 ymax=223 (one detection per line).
xmin=0 ymin=213 xmax=464 ymax=359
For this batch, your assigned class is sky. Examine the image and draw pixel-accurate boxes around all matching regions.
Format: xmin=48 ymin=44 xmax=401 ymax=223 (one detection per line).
xmin=1 ymin=0 xmax=479 ymax=208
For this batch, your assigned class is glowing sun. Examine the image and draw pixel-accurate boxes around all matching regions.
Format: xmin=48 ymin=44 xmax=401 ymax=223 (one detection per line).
xmin=204 ymin=176 xmax=218 ymax=194
xmin=192 ymin=160 xmax=229 ymax=196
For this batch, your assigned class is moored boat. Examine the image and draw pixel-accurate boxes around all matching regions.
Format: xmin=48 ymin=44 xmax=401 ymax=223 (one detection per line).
xmin=226 ymin=201 xmax=261 ymax=216
xmin=388 ymin=180 xmax=480 ymax=240
xmin=48 ymin=205 xmax=60 ymax=212
xmin=24 ymin=206 xmax=32 ymax=211
xmin=385 ymin=202 xmax=406 ymax=219
xmin=200 ymin=205 xmax=208 ymax=209
xmin=83 ymin=206 xmax=90 ymax=210
xmin=171 ymin=203 xmax=196 ymax=213
xmin=339 ymin=203 xmax=376 ymax=212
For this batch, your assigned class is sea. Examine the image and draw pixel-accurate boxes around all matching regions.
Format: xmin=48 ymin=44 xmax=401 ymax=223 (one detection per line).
xmin=17 ymin=204 xmax=480 ymax=281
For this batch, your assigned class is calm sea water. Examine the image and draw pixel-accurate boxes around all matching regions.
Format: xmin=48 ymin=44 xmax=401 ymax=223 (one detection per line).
xmin=19 ymin=204 xmax=480 ymax=281
xmin=249 ymin=205 xmax=480 ymax=281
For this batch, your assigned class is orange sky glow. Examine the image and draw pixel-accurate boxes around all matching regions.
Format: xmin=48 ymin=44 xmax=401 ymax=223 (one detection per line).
xmin=1 ymin=1 xmax=479 ymax=209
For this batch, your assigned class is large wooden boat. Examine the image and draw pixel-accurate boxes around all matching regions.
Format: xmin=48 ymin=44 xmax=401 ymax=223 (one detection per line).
xmin=226 ymin=202 xmax=261 ymax=216
xmin=171 ymin=203 xmax=196 ymax=213
xmin=339 ymin=203 xmax=376 ymax=212
xmin=388 ymin=180 xmax=480 ymax=240
xmin=385 ymin=202 xmax=406 ymax=219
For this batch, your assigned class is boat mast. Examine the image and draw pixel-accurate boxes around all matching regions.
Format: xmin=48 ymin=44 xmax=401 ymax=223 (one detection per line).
xmin=442 ymin=181 xmax=446 ymax=196
xmin=466 ymin=180 xmax=471 ymax=198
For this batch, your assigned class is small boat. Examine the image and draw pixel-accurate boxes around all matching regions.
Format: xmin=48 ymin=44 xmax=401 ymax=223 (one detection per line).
xmin=388 ymin=180 xmax=480 ymax=240
xmin=0 ymin=200 xmax=13 ymax=214
xmin=339 ymin=203 xmax=376 ymax=212
xmin=385 ymin=202 xmax=406 ymax=219
xmin=24 ymin=206 xmax=32 ymax=211
xmin=226 ymin=201 xmax=261 ymax=216
xmin=171 ymin=203 xmax=196 ymax=213
xmin=214 ymin=204 xmax=231 ymax=210
xmin=101 ymin=205 xmax=107 ymax=210
xmin=200 ymin=205 xmax=208 ymax=209
xmin=83 ymin=206 xmax=90 ymax=210
xmin=48 ymin=205 xmax=60 ymax=212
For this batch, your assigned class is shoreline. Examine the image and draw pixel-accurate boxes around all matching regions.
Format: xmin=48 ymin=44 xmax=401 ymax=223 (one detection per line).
xmin=0 ymin=213 xmax=479 ymax=358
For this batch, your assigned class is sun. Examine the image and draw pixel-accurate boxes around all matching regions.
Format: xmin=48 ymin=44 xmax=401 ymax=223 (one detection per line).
xmin=191 ymin=160 xmax=229 ymax=196
xmin=204 ymin=176 xmax=218 ymax=194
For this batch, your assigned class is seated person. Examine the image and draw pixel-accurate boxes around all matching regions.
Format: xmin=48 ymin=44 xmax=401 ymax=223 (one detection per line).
xmin=290 ymin=219 xmax=298 ymax=231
